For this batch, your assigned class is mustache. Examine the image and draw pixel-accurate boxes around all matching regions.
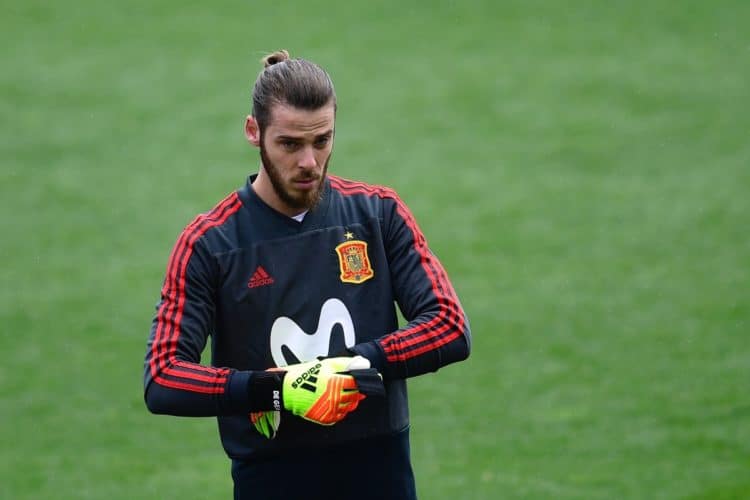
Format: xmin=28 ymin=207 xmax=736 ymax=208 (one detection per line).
xmin=292 ymin=174 xmax=321 ymax=182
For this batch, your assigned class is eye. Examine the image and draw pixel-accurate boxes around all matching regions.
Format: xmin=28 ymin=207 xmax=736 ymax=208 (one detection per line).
xmin=281 ymin=140 xmax=301 ymax=151
xmin=314 ymin=136 xmax=331 ymax=149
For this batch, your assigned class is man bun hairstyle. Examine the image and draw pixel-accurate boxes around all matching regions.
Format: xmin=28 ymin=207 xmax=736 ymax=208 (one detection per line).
xmin=262 ymin=49 xmax=290 ymax=68
xmin=252 ymin=49 xmax=337 ymax=131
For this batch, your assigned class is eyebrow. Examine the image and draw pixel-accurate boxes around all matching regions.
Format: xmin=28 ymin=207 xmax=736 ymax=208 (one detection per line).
xmin=275 ymin=130 xmax=333 ymax=142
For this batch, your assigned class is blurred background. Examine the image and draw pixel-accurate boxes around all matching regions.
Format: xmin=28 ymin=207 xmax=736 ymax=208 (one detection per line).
xmin=2 ymin=1 xmax=749 ymax=498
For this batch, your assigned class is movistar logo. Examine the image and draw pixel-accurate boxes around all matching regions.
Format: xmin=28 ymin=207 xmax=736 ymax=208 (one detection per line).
xmin=291 ymin=363 xmax=321 ymax=392
xmin=270 ymin=298 xmax=356 ymax=367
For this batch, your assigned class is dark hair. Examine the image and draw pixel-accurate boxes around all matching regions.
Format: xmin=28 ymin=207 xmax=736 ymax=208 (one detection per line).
xmin=252 ymin=49 xmax=337 ymax=131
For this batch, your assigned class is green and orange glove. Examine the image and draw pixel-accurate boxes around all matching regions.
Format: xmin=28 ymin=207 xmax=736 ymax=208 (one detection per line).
xmin=282 ymin=356 xmax=369 ymax=425
xmin=250 ymin=356 xmax=381 ymax=438
xmin=249 ymin=366 xmax=284 ymax=439
xmin=250 ymin=410 xmax=280 ymax=439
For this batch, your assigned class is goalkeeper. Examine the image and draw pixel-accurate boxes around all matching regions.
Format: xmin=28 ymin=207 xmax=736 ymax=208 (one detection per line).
xmin=143 ymin=50 xmax=471 ymax=500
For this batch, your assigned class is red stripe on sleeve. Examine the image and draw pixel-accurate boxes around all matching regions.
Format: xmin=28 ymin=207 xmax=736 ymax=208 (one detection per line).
xmin=149 ymin=192 xmax=242 ymax=394
xmin=328 ymin=176 xmax=465 ymax=362
xmin=152 ymin=193 xmax=238 ymax=377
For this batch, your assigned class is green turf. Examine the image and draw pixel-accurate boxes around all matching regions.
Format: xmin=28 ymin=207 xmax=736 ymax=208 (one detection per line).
xmin=2 ymin=1 xmax=749 ymax=498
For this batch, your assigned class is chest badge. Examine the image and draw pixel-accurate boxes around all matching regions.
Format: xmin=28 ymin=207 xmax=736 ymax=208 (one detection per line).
xmin=335 ymin=238 xmax=374 ymax=284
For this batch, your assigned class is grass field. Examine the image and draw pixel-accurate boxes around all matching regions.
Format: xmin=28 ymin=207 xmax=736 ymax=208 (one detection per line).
xmin=2 ymin=1 xmax=749 ymax=498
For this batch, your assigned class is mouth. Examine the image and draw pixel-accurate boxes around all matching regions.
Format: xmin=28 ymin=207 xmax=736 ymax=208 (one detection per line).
xmin=292 ymin=177 xmax=319 ymax=190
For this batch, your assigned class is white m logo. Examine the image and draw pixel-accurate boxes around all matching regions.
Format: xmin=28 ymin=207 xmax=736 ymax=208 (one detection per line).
xmin=270 ymin=298 xmax=356 ymax=367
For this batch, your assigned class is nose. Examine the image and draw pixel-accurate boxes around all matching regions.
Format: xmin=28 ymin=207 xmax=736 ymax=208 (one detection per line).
xmin=298 ymin=146 xmax=317 ymax=169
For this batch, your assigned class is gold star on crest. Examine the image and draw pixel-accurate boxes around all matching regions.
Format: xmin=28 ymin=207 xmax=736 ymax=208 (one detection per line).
xmin=344 ymin=231 xmax=355 ymax=240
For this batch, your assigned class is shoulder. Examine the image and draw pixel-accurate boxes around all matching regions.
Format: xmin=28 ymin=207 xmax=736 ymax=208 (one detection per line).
xmin=328 ymin=174 xmax=402 ymax=204
xmin=184 ymin=191 xmax=243 ymax=234
xmin=328 ymin=175 xmax=421 ymax=222
xmin=176 ymin=190 xmax=244 ymax=251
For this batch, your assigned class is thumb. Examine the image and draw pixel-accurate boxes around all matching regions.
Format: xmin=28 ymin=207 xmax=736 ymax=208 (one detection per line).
xmin=345 ymin=355 xmax=371 ymax=371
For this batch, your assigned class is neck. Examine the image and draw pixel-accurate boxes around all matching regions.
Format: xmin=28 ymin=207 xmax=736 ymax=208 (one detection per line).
xmin=252 ymin=167 xmax=308 ymax=218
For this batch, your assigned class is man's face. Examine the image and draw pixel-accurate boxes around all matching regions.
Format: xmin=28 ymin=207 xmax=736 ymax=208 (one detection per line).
xmin=258 ymin=102 xmax=335 ymax=213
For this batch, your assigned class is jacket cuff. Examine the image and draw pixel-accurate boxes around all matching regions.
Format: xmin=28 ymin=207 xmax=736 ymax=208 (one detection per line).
xmin=226 ymin=370 xmax=253 ymax=413
xmin=247 ymin=371 xmax=284 ymax=411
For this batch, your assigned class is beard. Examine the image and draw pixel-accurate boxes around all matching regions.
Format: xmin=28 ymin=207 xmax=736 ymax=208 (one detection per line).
xmin=259 ymin=144 xmax=330 ymax=212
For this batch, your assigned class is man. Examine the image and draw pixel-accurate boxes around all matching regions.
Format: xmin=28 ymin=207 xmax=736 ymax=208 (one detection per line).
xmin=144 ymin=50 xmax=471 ymax=500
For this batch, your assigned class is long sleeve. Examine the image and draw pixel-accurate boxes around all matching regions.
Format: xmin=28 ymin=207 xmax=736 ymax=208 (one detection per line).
xmin=143 ymin=195 xmax=253 ymax=416
xmin=350 ymin=192 xmax=471 ymax=379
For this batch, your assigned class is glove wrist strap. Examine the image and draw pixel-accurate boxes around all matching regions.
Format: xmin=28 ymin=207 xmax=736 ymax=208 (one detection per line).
xmin=247 ymin=371 xmax=284 ymax=412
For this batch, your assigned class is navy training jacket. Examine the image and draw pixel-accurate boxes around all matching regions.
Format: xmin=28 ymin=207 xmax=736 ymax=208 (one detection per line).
xmin=144 ymin=174 xmax=471 ymax=460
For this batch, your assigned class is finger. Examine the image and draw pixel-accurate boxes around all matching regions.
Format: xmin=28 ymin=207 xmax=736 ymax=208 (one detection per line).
xmin=338 ymin=375 xmax=359 ymax=391
xmin=255 ymin=417 xmax=268 ymax=437
xmin=347 ymin=356 xmax=371 ymax=370
xmin=337 ymin=391 xmax=366 ymax=405
xmin=338 ymin=394 xmax=366 ymax=412
xmin=332 ymin=402 xmax=361 ymax=421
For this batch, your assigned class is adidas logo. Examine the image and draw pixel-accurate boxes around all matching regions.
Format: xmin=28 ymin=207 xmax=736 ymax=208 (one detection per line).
xmin=291 ymin=363 xmax=321 ymax=392
xmin=248 ymin=266 xmax=275 ymax=288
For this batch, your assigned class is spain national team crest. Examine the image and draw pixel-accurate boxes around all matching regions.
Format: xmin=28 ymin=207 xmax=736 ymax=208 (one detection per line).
xmin=335 ymin=240 xmax=374 ymax=284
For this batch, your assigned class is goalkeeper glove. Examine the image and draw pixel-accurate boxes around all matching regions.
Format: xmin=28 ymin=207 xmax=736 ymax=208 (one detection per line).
xmin=282 ymin=356 xmax=369 ymax=426
xmin=250 ymin=410 xmax=280 ymax=439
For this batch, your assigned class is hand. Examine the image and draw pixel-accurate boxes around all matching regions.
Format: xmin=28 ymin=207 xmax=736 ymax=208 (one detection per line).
xmin=282 ymin=356 xmax=370 ymax=425
xmin=250 ymin=410 xmax=280 ymax=439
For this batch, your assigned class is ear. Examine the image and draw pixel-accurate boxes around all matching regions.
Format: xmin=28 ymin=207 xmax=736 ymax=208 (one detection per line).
xmin=244 ymin=115 xmax=261 ymax=147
